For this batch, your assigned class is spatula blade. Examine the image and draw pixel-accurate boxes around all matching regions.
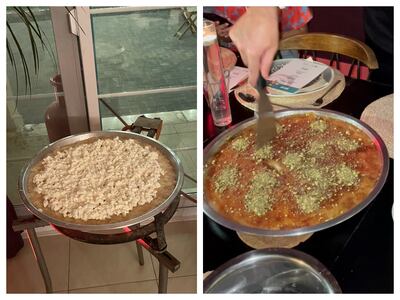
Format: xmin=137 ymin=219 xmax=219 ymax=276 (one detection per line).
xmin=256 ymin=75 xmax=277 ymax=149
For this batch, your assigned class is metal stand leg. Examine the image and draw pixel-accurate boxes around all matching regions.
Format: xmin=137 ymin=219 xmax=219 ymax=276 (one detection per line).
xmin=158 ymin=263 xmax=169 ymax=293
xmin=26 ymin=228 xmax=53 ymax=293
xmin=136 ymin=241 xmax=144 ymax=265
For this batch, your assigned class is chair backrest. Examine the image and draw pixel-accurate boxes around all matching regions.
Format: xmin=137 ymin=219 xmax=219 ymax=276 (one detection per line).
xmin=278 ymin=33 xmax=378 ymax=79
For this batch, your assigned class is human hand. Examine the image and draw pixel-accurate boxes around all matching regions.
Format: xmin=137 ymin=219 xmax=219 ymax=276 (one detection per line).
xmin=215 ymin=21 xmax=231 ymax=40
xmin=229 ymin=7 xmax=279 ymax=86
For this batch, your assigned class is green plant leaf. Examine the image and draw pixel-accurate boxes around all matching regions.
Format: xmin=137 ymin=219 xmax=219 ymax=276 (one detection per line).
xmin=7 ymin=40 xmax=20 ymax=111
xmin=13 ymin=7 xmax=43 ymax=74
xmin=7 ymin=21 xmax=32 ymax=97
xmin=26 ymin=7 xmax=58 ymax=71
xmin=7 ymin=6 xmax=61 ymax=101
xmin=7 ymin=39 xmax=19 ymax=98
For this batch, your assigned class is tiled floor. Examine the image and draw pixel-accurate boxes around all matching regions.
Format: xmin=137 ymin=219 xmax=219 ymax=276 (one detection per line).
xmin=7 ymin=221 xmax=196 ymax=293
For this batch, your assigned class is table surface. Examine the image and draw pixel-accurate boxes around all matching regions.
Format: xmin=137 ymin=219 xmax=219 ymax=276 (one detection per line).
xmin=203 ymin=74 xmax=394 ymax=293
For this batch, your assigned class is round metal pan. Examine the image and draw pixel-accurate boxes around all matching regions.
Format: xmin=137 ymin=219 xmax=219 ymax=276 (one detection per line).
xmin=19 ymin=131 xmax=184 ymax=232
xmin=204 ymin=248 xmax=341 ymax=293
xmin=204 ymin=108 xmax=389 ymax=237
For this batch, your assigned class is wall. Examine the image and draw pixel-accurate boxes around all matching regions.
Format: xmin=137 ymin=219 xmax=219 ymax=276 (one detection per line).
xmin=308 ymin=7 xmax=365 ymax=42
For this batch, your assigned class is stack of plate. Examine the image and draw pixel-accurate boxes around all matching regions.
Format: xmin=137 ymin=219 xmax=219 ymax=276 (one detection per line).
xmin=234 ymin=58 xmax=343 ymax=110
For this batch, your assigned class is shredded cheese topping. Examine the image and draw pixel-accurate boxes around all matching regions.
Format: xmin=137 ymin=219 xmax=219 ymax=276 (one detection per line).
xmin=33 ymin=137 xmax=165 ymax=221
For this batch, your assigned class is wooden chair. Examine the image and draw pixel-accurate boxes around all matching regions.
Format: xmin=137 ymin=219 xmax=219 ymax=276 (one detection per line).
xmin=278 ymin=33 xmax=379 ymax=79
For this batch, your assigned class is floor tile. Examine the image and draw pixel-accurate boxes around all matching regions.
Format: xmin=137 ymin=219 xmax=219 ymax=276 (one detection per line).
xmin=182 ymin=109 xmax=197 ymax=121
xmin=69 ymin=280 xmax=158 ymax=293
xmin=183 ymin=179 xmax=197 ymax=191
xmin=177 ymin=132 xmax=196 ymax=148
xmin=173 ymin=121 xmax=197 ymax=133
xmin=151 ymin=221 xmax=196 ymax=279
xmin=175 ymin=148 xmax=196 ymax=191
xmin=175 ymin=112 xmax=188 ymax=123
xmin=171 ymin=207 xmax=197 ymax=223
xmin=179 ymin=195 xmax=197 ymax=208
xmin=160 ymin=124 xmax=177 ymax=135
xmin=175 ymin=149 xmax=194 ymax=169
xmin=100 ymin=116 xmax=125 ymax=130
xmin=146 ymin=111 xmax=183 ymax=124
xmin=179 ymin=149 xmax=197 ymax=165
xmin=166 ymin=275 xmax=197 ymax=293
xmin=159 ymin=133 xmax=180 ymax=149
xmin=7 ymin=235 xmax=70 ymax=293
xmin=69 ymin=240 xmax=156 ymax=290
xmin=159 ymin=132 xmax=196 ymax=150
xmin=187 ymin=149 xmax=197 ymax=166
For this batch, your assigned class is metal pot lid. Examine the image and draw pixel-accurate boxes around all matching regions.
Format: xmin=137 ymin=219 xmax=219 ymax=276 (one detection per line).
xmin=204 ymin=248 xmax=341 ymax=294
xmin=18 ymin=130 xmax=184 ymax=232
xmin=204 ymin=108 xmax=389 ymax=237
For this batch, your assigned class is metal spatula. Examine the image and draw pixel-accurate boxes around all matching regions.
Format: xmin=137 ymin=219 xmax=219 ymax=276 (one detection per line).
xmin=255 ymin=75 xmax=277 ymax=149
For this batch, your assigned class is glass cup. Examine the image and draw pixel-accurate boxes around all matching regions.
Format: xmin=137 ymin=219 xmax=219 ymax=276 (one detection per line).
xmin=204 ymin=70 xmax=232 ymax=127
xmin=203 ymin=19 xmax=217 ymax=43
xmin=203 ymin=19 xmax=232 ymax=127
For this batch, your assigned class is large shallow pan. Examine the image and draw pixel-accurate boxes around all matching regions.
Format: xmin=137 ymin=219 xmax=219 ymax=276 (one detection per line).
xmin=204 ymin=109 xmax=389 ymax=237
xmin=204 ymin=248 xmax=341 ymax=293
xmin=19 ymin=131 xmax=184 ymax=232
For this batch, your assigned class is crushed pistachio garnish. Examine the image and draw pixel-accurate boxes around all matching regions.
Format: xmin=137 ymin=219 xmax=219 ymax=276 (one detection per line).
xmin=232 ymin=137 xmax=250 ymax=152
xmin=334 ymin=137 xmax=359 ymax=152
xmin=215 ymin=166 xmax=239 ymax=193
xmin=282 ymin=152 xmax=304 ymax=171
xmin=293 ymin=163 xmax=333 ymax=213
xmin=300 ymin=166 xmax=330 ymax=191
xmin=335 ymin=164 xmax=359 ymax=186
xmin=308 ymin=140 xmax=329 ymax=157
xmin=253 ymin=144 xmax=273 ymax=161
xmin=244 ymin=171 xmax=278 ymax=216
xmin=310 ymin=119 xmax=328 ymax=132
xmin=296 ymin=190 xmax=324 ymax=214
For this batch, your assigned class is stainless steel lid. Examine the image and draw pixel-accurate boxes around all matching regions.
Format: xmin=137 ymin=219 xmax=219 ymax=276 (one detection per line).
xmin=204 ymin=248 xmax=341 ymax=293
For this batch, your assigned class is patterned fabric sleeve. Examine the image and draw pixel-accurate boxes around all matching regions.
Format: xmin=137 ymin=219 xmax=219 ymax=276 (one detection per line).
xmin=280 ymin=7 xmax=313 ymax=31
xmin=207 ymin=6 xmax=313 ymax=32
xmin=212 ymin=6 xmax=247 ymax=23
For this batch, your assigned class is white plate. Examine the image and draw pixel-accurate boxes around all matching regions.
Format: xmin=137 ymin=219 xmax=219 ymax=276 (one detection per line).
xmin=268 ymin=58 xmax=334 ymax=96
